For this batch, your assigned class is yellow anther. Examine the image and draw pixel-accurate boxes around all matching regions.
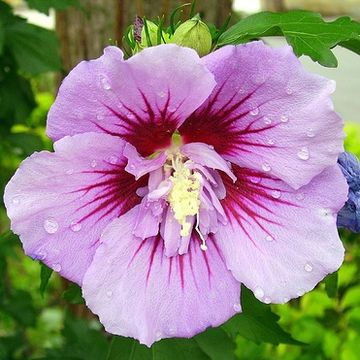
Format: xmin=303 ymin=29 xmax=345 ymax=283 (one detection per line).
xmin=168 ymin=153 xmax=201 ymax=237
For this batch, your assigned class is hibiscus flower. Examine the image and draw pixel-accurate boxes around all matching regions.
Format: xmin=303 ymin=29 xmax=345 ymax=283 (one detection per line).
xmin=4 ymin=42 xmax=348 ymax=346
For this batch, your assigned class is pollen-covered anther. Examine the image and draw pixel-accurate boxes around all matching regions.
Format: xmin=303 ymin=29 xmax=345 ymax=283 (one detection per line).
xmin=167 ymin=154 xmax=202 ymax=238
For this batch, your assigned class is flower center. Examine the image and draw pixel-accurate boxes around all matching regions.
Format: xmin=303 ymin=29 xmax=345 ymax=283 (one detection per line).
xmin=167 ymin=153 xmax=201 ymax=237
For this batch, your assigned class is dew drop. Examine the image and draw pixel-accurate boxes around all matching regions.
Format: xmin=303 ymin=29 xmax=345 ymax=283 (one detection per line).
xmin=35 ymin=250 xmax=47 ymax=260
xmin=264 ymin=297 xmax=271 ymax=304
xmin=90 ymin=159 xmax=97 ymax=168
xmin=233 ymin=303 xmax=241 ymax=312
xmin=96 ymin=113 xmax=105 ymax=121
xmin=65 ymin=169 xmax=74 ymax=175
xmin=264 ymin=117 xmax=272 ymax=125
xmin=262 ymin=163 xmax=271 ymax=172
xmin=106 ymin=290 xmax=113 ymax=298
xmin=109 ymin=155 xmax=118 ymax=164
xmin=70 ymin=221 xmax=82 ymax=232
xmin=285 ymin=87 xmax=293 ymax=95
xmin=296 ymin=193 xmax=305 ymax=201
xmin=254 ymin=287 xmax=264 ymax=299
xmin=297 ymin=147 xmax=310 ymax=161
xmin=283 ymin=297 xmax=290 ymax=303
xmin=43 ymin=218 xmax=59 ymax=234
xmin=158 ymin=90 xmax=166 ymax=98
xmin=306 ymin=128 xmax=315 ymax=138
xmin=250 ymin=177 xmax=261 ymax=184
xmin=280 ymin=115 xmax=289 ymax=123
xmin=304 ymin=263 xmax=313 ymax=272
xmin=12 ymin=195 xmax=21 ymax=205
xmin=127 ymin=113 xmax=135 ymax=120
xmin=53 ymin=263 xmax=62 ymax=272
xmin=156 ymin=331 xmax=162 ymax=340
xmin=168 ymin=106 xmax=177 ymax=113
xmin=267 ymin=139 xmax=275 ymax=145
xmin=271 ymin=190 xmax=281 ymax=199
xmin=100 ymin=75 xmax=111 ymax=90
xmin=265 ymin=235 xmax=274 ymax=242
xmin=250 ymin=107 xmax=259 ymax=116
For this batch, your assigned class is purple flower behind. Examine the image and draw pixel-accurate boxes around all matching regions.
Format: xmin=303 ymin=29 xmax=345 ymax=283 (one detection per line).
xmin=338 ymin=152 xmax=360 ymax=232
xmin=4 ymin=42 xmax=348 ymax=346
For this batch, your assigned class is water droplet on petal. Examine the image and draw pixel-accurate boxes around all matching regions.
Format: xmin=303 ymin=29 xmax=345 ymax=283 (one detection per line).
xmin=285 ymin=87 xmax=293 ymax=95
xmin=12 ymin=195 xmax=21 ymax=205
xmin=280 ymin=115 xmax=289 ymax=123
xmin=262 ymin=163 xmax=271 ymax=172
xmin=283 ymin=297 xmax=290 ymax=303
xmin=233 ymin=303 xmax=241 ymax=312
xmin=53 ymin=263 xmax=62 ymax=272
xmin=297 ymin=147 xmax=310 ymax=161
xmin=70 ymin=221 xmax=82 ymax=232
xmin=296 ymin=193 xmax=305 ymax=201
xmin=271 ymin=190 xmax=281 ymax=199
xmin=304 ymin=263 xmax=313 ymax=272
xmin=264 ymin=117 xmax=272 ymax=125
xmin=267 ymin=139 xmax=275 ymax=145
xmin=96 ymin=113 xmax=105 ymax=121
xmin=265 ymin=235 xmax=274 ymax=242
xmin=250 ymin=177 xmax=261 ymax=184
xmin=158 ymin=90 xmax=166 ymax=98
xmin=106 ymin=290 xmax=113 ymax=298
xmin=238 ymin=88 xmax=245 ymax=94
xmin=168 ymin=106 xmax=177 ymax=113
xmin=35 ymin=250 xmax=47 ymax=260
xmin=109 ymin=155 xmax=118 ymax=164
xmin=264 ymin=297 xmax=271 ymax=304
xmin=43 ymin=218 xmax=59 ymax=234
xmin=156 ymin=331 xmax=162 ymax=340
xmin=250 ymin=107 xmax=259 ymax=116
xmin=90 ymin=159 xmax=97 ymax=168
xmin=306 ymin=128 xmax=315 ymax=138
xmin=254 ymin=287 xmax=264 ymax=299
xmin=100 ymin=75 xmax=111 ymax=90
xmin=127 ymin=113 xmax=135 ymax=120
xmin=65 ymin=169 xmax=74 ymax=175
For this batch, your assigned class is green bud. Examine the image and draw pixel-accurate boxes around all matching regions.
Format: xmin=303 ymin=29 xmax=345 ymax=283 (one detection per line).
xmin=170 ymin=16 xmax=212 ymax=57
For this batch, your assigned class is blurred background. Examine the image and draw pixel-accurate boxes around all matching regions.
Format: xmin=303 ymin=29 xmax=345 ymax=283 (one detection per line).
xmin=0 ymin=0 xmax=360 ymax=359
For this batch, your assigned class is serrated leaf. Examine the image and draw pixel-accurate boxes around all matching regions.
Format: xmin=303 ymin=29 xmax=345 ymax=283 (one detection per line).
xmin=222 ymin=285 xmax=303 ymax=345
xmin=40 ymin=263 xmax=53 ymax=296
xmin=194 ymin=327 xmax=235 ymax=360
xmin=5 ymin=21 xmax=61 ymax=74
xmin=324 ymin=271 xmax=338 ymax=299
xmin=218 ymin=10 xmax=360 ymax=67
xmin=62 ymin=283 xmax=84 ymax=304
xmin=25 ymin=0 xmax=82 ymax=15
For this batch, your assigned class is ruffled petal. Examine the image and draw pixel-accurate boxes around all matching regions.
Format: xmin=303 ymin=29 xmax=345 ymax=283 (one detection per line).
xmin=4 ymin=133 xmax=146 ymax=285
xmin=215 ymin=164 xmax=348 ymax=304
xmin=82 ymin=207 xmax=240 ymax=347
xmin=47 ymin=45 xmax=216 ymax=156
xmin=180 ymin=42 xmax=344 ymax=189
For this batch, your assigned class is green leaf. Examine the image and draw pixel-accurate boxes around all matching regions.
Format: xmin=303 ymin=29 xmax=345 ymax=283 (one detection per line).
xmin=222 ymin=285 xmax=303 ymax=345
xmin=195 ymin=327 xmax=235 ymax=360
xmin=5 ymin=21 xmax=61 ymax=74
xmin=0 ymin=20 xmax=4 ymax=55
xmin=40 ymin=263 xmax=53 ymax=296
xmin=324 ymin=272 xmax=338 ymax=299
xmin=153 ymin=338 xmax=209 ymax=360
xmin=25 ymin=0 xmax=82 ymax=15
xmin=106 ymin=337 xmax=151 ymax=360
xmin=62 ymin=283 xmax=84 ymax=304
xmin=339 ymin=37 xmax=360 ymax=55
xmin=218 ymin=10 xmax=360 ymax=67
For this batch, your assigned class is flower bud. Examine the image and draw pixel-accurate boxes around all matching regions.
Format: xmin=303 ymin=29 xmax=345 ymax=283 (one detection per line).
xmin=170 ymin=16 xmax=212 ymax=57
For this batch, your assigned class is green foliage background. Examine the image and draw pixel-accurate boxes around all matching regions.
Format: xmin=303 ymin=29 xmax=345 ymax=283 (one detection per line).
xmin=1 ymin=1 xmax=360 ymax=359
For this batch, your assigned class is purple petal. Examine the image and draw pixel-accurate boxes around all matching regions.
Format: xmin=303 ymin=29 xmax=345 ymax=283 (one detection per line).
xmin=180 ymin=41 xmax=344 ymax=189
xmin=82 ymin=207 xmax=240 ymax=346
xmin=216 ymin=164 xmax=348 ymax=304
xmin=47 ymin=45 xmax=215 ymax=156
xmin=124 ymin=143 xmax=166 ymax=180
xmin=4 ymin=133 xmax=146 ymax=285
xmin=181 ymin=142 xmax=236 ymax=182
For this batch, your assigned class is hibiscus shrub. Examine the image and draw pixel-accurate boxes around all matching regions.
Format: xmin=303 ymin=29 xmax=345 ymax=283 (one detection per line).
xmin=1 ymin=0 xmax=360 ymax=359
